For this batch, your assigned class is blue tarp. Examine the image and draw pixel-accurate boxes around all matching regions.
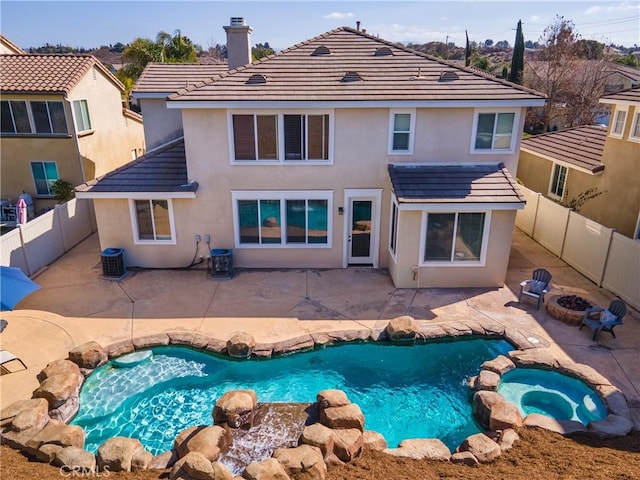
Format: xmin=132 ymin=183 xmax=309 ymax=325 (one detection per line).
xmin=0 ymin=266 xmax=41 ymax=311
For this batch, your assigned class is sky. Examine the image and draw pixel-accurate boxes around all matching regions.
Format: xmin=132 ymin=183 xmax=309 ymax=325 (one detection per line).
xmin=1 ymin=0 xmax=639 ymax=52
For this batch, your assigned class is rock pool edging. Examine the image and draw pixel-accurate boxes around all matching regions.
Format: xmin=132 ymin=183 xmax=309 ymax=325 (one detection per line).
xmin=0 ymin=316 xmax=633 ymax=476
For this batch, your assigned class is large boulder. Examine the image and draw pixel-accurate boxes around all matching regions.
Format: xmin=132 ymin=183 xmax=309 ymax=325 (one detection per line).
xmin=385 ymin=316 xmax=419 ymax=342
xmin=458 ymin=433 xmax=501 ymax=464
xmin=475 ymin=370 xmax=500 ymax=391
xmin=170 ymin=451 xmax=213 ymax=480
xmin=53 ymin=446 xmax=96 ymax=472
xmin=299 ymin=424 xmax=335 ymax=458
xmin=450 ymin=451 xmax=479 ymax=466
xmin=497 ymin=429 xmax=520 ymax=451
xmin=316 ymin=390 xmax=350 ymax=410
xmin=481 ymin=355 xmax=515 ymax=376
xmin=132 ymin=448 xmax=154 ymax=471
xmin=68 ymin=341 xmax=107 ymax=370
xmin=23 ymin=419 xmax=85 ymax=459
xmin=96 ymin=437 xmax=144 ymax=472
xmin=32 ymin=372 xmax=83 ymax=409
xmin=587 ymin=414 xmax=634 ymax=438
xmin=243 ymin=457 xmax=291 ymax=480
xmin=332 ymin=428 xmax=363 ymax=462
xmin=362 ymin=430 xmax=387 ymax=451
xmin=213 ymin=390 xmax=258 ymax=428
xmin=149 ymin=449 xmax=179 ymax=470
xmin=1 ymin=398 xmax=49 ymax=432
xmin=36 ymin=359 xmax=81 ymax=383
xmin=489 ymin=401 xmax=523 ymax=431
xmin=227 ymin=332 xmax=256 ymax=359
xmin=175 ymin=425 xmax=230 ymax=461
xmin=384 ymin=438 xmax=450 ymax=461
xmin=319 ymin=404 xmax=364 ymax=431
xmin=272 ymin=445 xmax=326 ymax=480
xmin=472 ymin=390 xmax=505 ymax=429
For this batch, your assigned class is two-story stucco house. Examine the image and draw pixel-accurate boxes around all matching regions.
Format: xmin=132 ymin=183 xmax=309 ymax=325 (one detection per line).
xmin=0 ymin=42 xmax=145 ymax=218
xmin=518 ymin=86 xmax=640 ymax=240
xmin=76 ymin=20 xmax=545 ymax=288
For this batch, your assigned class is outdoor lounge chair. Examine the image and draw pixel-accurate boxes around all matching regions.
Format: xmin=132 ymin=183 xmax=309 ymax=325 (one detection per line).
xmin=0 ymin=350 xmax=27 ymax=373
xmin=579 ymin=299 xmax=627 ymax=341
xmin=518 ymin=268 xmax=552 ymax=309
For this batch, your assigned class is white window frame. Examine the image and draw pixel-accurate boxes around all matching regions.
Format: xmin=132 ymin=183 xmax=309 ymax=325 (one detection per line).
xmin=610 ymin=106 xmax=628 ymax=138
xmin=548 ymin=163 xmax=568 ymax=200
xmin=72 ymin=99 xmax=92 ymax=133
xmin=231 ymin=190 xmax=333 ymax=248
xmin=388 ymin=197 xmax=399 ymax=260
xmin=629 ymin=110 xmax=640 ymax=143
xmin=228 ymin=110 xmax=334 ymax=164
xmin=419 ymin=211 xmax=491 ymax=267
xmin=388 ymin=108 xmax=416 ymax=155
xmin=470 ymin=108 xmax=520 ymax=154
xmin=30 ymin=161 xmax=59 ymax=196
xmin=129 ymin=199 xmax=176 ymax=245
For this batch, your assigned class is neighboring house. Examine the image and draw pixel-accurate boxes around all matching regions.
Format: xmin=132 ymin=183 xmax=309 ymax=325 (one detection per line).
xmin=132 ymin=62 xmax=227 ymax=150
xmin=0 ymin=48 xmax=146 ymax=216
xmin=76 ymin=20 xmax=545 ymax=288
xmin=518 ymin=86 xmax=640 ymax=240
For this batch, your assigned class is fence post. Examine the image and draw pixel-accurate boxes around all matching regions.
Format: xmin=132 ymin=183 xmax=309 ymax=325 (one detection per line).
xmin=598 ymin=228 xmax=616 ymax=288
xmin=559 ymin=208 xmax=573 ymax=260
xmin=17 ymin=224 xmax=32 ymax=276
xmin=530 ymin=192 xmax=541 ymax=238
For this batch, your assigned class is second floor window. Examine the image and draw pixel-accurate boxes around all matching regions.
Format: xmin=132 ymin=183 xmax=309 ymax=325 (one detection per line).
xmin=73 ymin=100 xmax=92 ymax=132
xmin=231 ymin=112 xmax=331 ymax=163
xmin=611 ymin=108 xmax=627 ymax=137
xmin=1 ymin=100 xmax=68 ymax=135
xmin=388 ymin=109 xmax=415 ymax=154
xmin=473 ymin=111 xmax=516 ymax=152
xmin=630 ymin=112 xmax=640 ymax=141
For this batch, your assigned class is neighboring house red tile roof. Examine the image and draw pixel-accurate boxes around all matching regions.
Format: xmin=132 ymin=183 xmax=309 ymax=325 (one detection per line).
xmin=0 ymin=54 xmax=124 ymax=94
xmin=520 ymin=125 xmax=606 ymax=174
xmin=388 ymin=163 xmax=525 ymax=204
xmin=133 ymin=63 xmax=229 ymax=95
xmin=170 ymin=27 xmax=545 ymax=103
xmin=75 ymin=139 xmax=196 ymax=195
xmin=599 ymin=85 xmax=640 ymax=103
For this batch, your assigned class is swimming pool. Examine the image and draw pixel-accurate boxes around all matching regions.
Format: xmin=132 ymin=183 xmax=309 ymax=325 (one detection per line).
xmin=72 ymin=339 xmax=512 ymax=456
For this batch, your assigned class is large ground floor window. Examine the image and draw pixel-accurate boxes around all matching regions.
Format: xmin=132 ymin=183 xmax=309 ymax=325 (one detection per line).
xmin=130 ymin=199 xmax=175 ymax=244
xmin=421 ymin=211 xmax=489 ymax=264
xmin=232 ymin=191 xmax=332 ymax=247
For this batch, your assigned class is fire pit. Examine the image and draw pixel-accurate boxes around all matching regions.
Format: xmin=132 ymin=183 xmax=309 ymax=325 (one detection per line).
xmin=546 ymin=295 xmax=593 ymax=326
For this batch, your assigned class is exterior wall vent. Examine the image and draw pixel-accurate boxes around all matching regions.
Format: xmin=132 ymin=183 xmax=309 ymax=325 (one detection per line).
xmin=341 ymin=71 xmax=363 ymax=82
xmin=312 ymin=45 xmax=331 ymax=56
xmin=439 ymin=71 xmax=459 ymax=82
xmin=246 ymin=73 xmax=267 ymax=85
xmin=374 ymin=47 xmax=393 ymax=57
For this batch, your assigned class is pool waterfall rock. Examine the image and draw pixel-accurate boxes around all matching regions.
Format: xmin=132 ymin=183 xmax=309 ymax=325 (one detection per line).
xmin=1 ymin=317 xmax=635 ymax=477
xmin=213 ymin=390 xmax=258 ymax=428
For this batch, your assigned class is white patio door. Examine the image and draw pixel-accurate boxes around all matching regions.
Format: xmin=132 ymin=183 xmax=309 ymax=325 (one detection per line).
xmin=344 ymin=189 xmax=382 ymax=267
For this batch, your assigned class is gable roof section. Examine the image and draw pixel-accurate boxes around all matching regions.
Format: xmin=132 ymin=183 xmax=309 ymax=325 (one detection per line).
xmin=388 ymin=163 xmax=524 ymax=205
xmin=0 ymin=34 xmax=26 ymax=54
xmin=169 ymin=28 xmax=545 ymax=105
xmin=75 ymin=139 xmax=197 ymax=198
xmin=0 ymin=54 xmax=124 ymax=94
xmin=520 ymin=126 xmax=606 ymax=174
xmin=599 ymin=85 xmax=640 ymax=105
xmin=133 ymin=63 xmax=229 ymax=96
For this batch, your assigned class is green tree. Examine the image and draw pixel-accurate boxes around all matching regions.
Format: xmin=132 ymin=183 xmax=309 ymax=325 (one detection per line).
xmin=575 ymin=39 xmax=604 ymax=60
xmin=465 ymin=31 xmax=471 ymax=67
xmin=614 ymin=54 xmax=639 ymax=67
xmin=252 ymin=42 xmax=275 ymax=61
xmin=508 ymin=20 xmax=524 ymax=84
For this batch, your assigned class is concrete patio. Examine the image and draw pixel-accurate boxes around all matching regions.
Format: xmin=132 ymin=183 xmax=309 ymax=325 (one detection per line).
xmin=1 ymin=229 xmax=638 ymax=429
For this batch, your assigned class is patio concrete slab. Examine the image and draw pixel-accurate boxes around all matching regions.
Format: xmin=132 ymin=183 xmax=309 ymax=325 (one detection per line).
xmin=1 ymin=229 xmax=638 ymax=425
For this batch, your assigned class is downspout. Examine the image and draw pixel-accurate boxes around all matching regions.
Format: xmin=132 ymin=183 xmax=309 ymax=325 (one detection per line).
xmin=66 ymin=96 xmax=87 ymax=183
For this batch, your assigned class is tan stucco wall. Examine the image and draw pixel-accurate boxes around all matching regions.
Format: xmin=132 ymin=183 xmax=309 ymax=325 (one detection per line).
xmin=389 ymin=210 xmax=517 ymax=288
xmin=92 ymin=105 xmax=527 ymax=286
xmin=0 ymin=94 xmax=79 ymax=212
xmin=140 ymin=98 xmax=183 ymax=150
xmin=70 ymin=66 xmax=145 ymax=178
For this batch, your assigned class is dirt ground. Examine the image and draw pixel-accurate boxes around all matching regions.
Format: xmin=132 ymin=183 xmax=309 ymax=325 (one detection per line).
xmin=1 ymin=428 xmax=639 ymax=480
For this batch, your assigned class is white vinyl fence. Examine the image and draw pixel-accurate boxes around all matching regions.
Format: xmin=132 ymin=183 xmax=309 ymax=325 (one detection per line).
xmin=516 ymin=186 xmax=640 ymax=310
xmin=0 ymin=199 xmax=96 ymax=276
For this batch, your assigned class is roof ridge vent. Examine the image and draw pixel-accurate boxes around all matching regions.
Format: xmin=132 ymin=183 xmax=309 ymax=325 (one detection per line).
xmin=439 ymin=70 xmax=459 ymax=82
xmin=341 ymin=71 xmax=363 ymax=82
xmin=374 ymin=47 xmax=393 ymax=57
xmin=246 ymin=73 xmax=267 ymax=85
xmin=311 ymin=45 xmax=331 ymax=56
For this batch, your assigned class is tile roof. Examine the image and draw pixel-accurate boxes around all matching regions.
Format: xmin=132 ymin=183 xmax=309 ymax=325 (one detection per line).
xmin=75 ymin=139 xmax=197 ymax=195
xmin=600 ymin=85 xmax=640 ymax=103
xmin=170 ymin=28 xmax=545 ymax=104
xmin=520 ymin=125 xmax=606 ymax=174
xmin=0 ymin=54 xmax=124 ymax=94
xmin=388 ymin=163 xmax=524 ymax=204
xmin=133 ymin=63 xmax=229 ymax=94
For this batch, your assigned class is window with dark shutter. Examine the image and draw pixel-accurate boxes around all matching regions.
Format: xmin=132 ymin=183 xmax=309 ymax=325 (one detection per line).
xmin=233 ymin=115 xmax=256 ymax=160
xmin=284 ymin=114 xmax=304 ymax=160
xmin=308 ymin=115 xmax=329 ymax=160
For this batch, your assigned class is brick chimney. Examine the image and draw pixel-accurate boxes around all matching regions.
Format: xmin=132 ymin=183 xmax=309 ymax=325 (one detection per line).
xmin=224 ymin=17 xmax=252 ymax=70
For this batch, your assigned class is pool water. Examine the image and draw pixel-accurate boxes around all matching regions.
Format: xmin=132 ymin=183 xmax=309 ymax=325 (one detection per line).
xmin=73 ymin=339 xmax=512 ymax=456
xmin=497 ymin=368 xmax=607 ymax=424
